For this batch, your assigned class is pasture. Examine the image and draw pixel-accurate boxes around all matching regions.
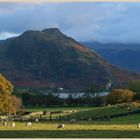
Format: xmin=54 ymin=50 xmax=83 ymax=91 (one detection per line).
xmin=1 ymin=102 xmax=140 ymax=138
xmin=26 ymin=106 xmax=93 ymax=112
xmin=1 ymin=117 xmax=140 ymax=138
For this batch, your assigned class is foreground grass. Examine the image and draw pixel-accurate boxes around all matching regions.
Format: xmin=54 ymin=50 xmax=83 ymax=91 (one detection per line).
xmin=1 ymin=130 xmax=140 ymax=138
xmin=0 ymin=122 xmax=139 ymax=131
xmin=1 ymin=103 xmax=140 ymax=138
xmin=0 ymin=114 xmax=140 ymax=138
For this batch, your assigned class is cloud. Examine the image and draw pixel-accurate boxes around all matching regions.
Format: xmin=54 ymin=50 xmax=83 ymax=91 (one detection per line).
xmin=0 ymin=2 xmax=140 ymax=43
xmin=0 ymin=32 xmax=20 ymax=40
xmin=0 ymin=0 xmax=138 ymax=2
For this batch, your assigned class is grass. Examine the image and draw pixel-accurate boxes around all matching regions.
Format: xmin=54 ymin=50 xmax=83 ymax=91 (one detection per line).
xmin=25 ymin=103 xmax=140 ymax=121
xmin=1 ymin=102 xmax=140 ymax=138
xmin=26 ymin=106 xmax=93 ymax=112
xmin=68 ymin=102 xmax=140 ymax=119
xmin=0 ymin=118 xmax=140 ymax=138
xmin=25 ymin=106 xmax=94 ymax=119
xmin=1 ymin=130 xmax=140 ymax=138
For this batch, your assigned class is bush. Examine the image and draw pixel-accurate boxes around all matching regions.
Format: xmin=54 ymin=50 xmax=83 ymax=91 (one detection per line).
xmin=106 ymin=89 xmax=135 ymax=105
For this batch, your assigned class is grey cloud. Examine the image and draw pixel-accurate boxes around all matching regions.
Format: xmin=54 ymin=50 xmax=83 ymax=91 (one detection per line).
xmin=0 ymin=2 xmax=140 ymax=43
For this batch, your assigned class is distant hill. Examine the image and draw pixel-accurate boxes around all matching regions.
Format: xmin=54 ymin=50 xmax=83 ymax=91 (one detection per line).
xmin=0 ymin=37 xmax=16 ymax=45
xmin=83 ymin=42 xmax=140 ymax=73
xmin=0 ymin=28 xmax=140 ymax=90
xmin=0 ymin=40 xmax=5 ymax=45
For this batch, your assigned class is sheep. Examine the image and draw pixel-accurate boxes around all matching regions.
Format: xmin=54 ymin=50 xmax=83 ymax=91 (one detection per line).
xmin=2 ymin=121 xmax=7 ymax=126
xmin=127 ymin=107 xmax=130 ymax=110
xmin=137 ymin=123 xmax=140 ymax=129
xmin=57 ymin=124 xmax=65 ymax=129
xmin=80 ymin=117 xmax=85 ymax=120
xmin=88 ymin=118 xmax=92 ymax=121
xmin=35 ymin=118 xmax=39 ymax=123
xmin=27 ymin=122 xmax=32 ymax=127
xmin=70 ymin=119 xmax=76 ymax=123
xmin=12 ymin=122 xmax=16 ymax=128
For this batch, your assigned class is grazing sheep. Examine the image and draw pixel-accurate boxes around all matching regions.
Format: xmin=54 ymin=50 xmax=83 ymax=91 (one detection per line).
xmin=88 ymin=118 xmax=92 ymax=121
xmin=12 ymin=122 xmax=16 ymax=128
xmin=2 ymin=121 xmax=7 ymax=126
xmin=127 ymin=107 xmax=130 ymax=110
xmin=27 ymin=122 xmax=32 ymax=127
xmin=80 ymin=117 xmax=85 ymax=120
xmin=67 ymin=111 xmax=73 ymax=113
xmin=57 ymin=124 xmax=65 ymax=129
xmin=30 ymin=111 xmax=43 ymax=116
xmin=35 ymin=118 xmax=39 ymax=123
xmin=70 ymin=119 xmax=76 ymax=123
xmin=137 ymin=123 xmax=140 ymax=129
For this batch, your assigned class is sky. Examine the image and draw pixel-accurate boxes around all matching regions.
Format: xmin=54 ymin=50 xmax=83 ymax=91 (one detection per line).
xmin=0 ymin=2 xmax=140 ymax=43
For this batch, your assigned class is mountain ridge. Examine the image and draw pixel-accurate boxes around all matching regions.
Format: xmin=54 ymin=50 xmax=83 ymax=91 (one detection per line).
xmin=0 ymin=28 xmax=140 ymax=90
xmin=83 ymin=41 xmax=140 ymax=73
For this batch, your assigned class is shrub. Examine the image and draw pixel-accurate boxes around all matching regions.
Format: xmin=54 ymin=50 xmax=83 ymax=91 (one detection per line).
xmin=106 ymin=89 xmax=135 ymax=105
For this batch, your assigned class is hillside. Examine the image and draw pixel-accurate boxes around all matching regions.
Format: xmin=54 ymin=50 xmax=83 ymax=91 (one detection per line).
xmin=0 ymin=28 xmax=140 ymax=90
xmin=0 ymin=40 xmax=4 ymax=45
xmin=83 ymin=42 xmax=140 ymax=73
xmin=67 ymin=102 xmax=140 ymax=120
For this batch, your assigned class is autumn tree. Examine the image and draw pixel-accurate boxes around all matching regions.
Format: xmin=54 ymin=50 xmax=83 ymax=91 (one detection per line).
xmin=0 ymin=74 xmax=15 ymax=115
xmin=106 ymin=89 xmax=135 ymax=105
xmin=11 ymin=95 xmax=22 ymax=112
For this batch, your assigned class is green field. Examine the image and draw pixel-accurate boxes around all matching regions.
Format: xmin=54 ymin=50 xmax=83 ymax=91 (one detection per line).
xmin=1 ymin=103 xmax=140 ymax=138
xmin=1 ymin=116 xmax=140 ymax=138
xmin=68 ymin=102 xmax=140 ymax=119
xmin=26 ymin=106 xmax=93 ymax=112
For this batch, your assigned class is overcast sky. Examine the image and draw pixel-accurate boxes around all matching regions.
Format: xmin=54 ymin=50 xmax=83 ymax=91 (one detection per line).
xmin=0 ymin=2 xmax=140 ymax=43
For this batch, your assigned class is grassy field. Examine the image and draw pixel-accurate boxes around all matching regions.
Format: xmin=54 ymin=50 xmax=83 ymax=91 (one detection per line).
xmin=1 ymin=102 xmax=140 ymax=138
xmin=68 ymin=102 xmax=140 ymax=119
xmin=26 ymin=106 xmax=93 ymax=112
xmin=1 ymin=116 xmax=140 ymax=138
xmin=25 ymin=102 xmax=140 ymax=120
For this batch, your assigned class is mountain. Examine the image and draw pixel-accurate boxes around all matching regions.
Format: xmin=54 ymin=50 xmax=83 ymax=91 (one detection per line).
xmin=0 ymin=28 xmax=140 ymax=90
xmin=0 ymin=40 xmax=5 ymax=45
xmin=83 ymin=42 xmax=140 ymax=73
xmin=0 ymin=37 xmax=16 ymax=45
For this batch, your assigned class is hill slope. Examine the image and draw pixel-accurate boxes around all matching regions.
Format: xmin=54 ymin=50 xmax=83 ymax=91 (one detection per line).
xmin=0 ymin=28 xmax=140 ymax=90
xmin=83 ymin=42 xmax=140 ymax=73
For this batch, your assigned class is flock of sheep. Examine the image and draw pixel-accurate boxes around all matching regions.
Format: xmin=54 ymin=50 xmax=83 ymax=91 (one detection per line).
xmin=1 ymin=117 xmax=77 ymax=129
xmin=0 ymin=110 xmax=78 ymax=129
xmin=1 ymin=119 xmax=65 ymax=129
xmin=2 ymin=121 xmax=32 ymax=128
xmin=1 ymin=119 xmax=140 ymax=130
xmin=1 ymin=106 xmax=140 ymax=130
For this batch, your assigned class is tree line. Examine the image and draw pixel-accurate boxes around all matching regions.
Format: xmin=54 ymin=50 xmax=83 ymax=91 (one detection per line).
xmin=15 ymin=81 xmax=140 ymax=107
xmin=1 ymin=73 xmax=140 ymax=115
